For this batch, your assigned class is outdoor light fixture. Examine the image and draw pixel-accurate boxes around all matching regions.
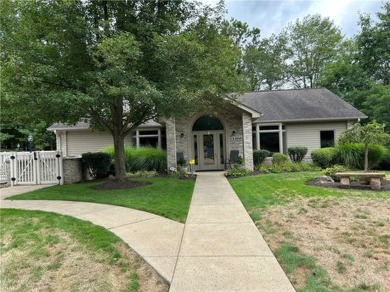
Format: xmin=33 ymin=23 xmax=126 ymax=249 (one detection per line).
xmin=28 ymin=134 xmax=33 ymax=152
xmin=231 ymin=130 xmax=236 ymax=136
xmin=180 ymin=133 xmax=185 ymax=138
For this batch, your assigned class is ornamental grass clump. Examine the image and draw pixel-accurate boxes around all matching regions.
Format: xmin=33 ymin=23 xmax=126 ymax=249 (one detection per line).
xmin=102 ymin=146 xmax=167 ymax=173
xmin=336 ymin=144 xmax=386 ymax=170
xmin=337 ymin=121 xmax=390 ymax=172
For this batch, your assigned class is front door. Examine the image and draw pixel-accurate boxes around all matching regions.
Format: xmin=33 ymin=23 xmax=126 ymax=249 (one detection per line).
xmin=194 ymin=131 xmax=224 ymax=170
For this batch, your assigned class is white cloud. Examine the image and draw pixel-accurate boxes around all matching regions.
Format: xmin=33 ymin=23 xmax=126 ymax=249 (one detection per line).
xmin=223 ymin=0 xmax=383 ymax=38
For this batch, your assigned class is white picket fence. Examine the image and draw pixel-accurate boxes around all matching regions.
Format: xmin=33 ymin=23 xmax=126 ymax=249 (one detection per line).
xmin=0 ymin=151 xmax=63 ymax=186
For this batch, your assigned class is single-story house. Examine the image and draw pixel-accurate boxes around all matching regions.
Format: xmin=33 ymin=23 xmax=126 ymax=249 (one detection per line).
xmin=48 ymin=88 xmax=366 ymax=171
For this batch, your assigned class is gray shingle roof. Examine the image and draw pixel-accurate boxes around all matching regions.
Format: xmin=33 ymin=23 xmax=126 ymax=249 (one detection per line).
xmin=47 ymin=119 xmax=164 ymax=131
xmin=239 ymin=88 xmax=367 ymax=122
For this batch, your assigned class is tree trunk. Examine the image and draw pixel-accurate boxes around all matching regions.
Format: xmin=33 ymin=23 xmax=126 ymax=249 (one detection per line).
xmin=113 ymin=133 xmax=127 ymax=181
xmin=364 ymin=143 xmax=369 ymax=172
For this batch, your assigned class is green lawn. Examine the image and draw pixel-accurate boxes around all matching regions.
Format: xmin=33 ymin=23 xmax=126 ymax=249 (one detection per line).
xmin=229 ymin=171 xmax=390 ymax=292
xmin=0 ymin=209 xmax=168 ymax=292
xmin=229 ymin=172 xmax=390 ymax=220
xmin=8 ymin=177 xmax=195 ymax=223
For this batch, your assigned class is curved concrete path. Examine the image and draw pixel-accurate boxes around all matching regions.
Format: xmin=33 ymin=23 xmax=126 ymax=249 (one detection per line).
xmin=0 ymin=185 xmax=183 ymax=283
xmin=1 ymin=173 xmax=295 ymax=291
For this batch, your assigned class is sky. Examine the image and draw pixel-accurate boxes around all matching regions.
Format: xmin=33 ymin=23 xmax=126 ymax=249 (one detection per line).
xmin=203 ymin=0 xmax=384 ymax=38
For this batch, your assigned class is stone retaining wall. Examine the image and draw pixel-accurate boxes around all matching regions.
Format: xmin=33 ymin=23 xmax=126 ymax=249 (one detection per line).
xmin=63 ymin=157 xmax=83 ymax=184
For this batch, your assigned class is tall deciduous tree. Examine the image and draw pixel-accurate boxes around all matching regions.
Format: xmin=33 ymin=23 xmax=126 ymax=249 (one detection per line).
xmin=0 ymin=0 xmax=244 ymax=180
xmin=356 ymin=1 xmax=390 ymax=85
xmin=243 ymin=33 xmax=288 ymax=90
xmin=285 ymin=14 xmax=343 ymax=88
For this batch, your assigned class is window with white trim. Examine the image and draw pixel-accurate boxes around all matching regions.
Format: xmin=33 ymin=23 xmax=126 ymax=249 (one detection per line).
xmin=252 ymin=123 xmax=286 ymax=153
xmin=131 ymin=128 xmax=166 ymax=149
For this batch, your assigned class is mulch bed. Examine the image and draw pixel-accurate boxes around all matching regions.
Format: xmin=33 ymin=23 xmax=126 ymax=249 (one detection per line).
xmin=90 ymin=180 xmax=151 ymax=190
xmin=307 ymin=179 xmax=390 ymax=191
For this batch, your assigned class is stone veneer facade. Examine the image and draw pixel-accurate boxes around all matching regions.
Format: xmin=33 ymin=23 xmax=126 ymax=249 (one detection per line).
xmin=166 ymin=107 xmax=254 ymax=171
xmin=63 ymin=157 xmax=83 ymax=184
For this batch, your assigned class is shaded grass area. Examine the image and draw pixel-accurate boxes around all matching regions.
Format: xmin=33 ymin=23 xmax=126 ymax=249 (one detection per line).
xmin=8 ymin=177 xmax=195 ymax=223
xmin=230 ymin=172 xmax=390 ymax=292
xmin=229 ymin=172 xmax=390 ymax=221
xmin=0 ymin=209 xmax=168 ymax=292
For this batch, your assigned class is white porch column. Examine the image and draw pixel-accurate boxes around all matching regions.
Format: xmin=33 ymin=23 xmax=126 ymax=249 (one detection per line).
xmin=278 ymin=123 xmax=283 ymax=153
xmin=157 ymin=128 xmax=162 ymax=149
xmin=55 ymin=130 xmax=68 ymax=157
xmin=255 ymin=124 xmax=260 ymax=150
xmin=242 ymin=113 xmax=254 ymax=170
xmin=166 ymin=119 xmax=177 ymax=170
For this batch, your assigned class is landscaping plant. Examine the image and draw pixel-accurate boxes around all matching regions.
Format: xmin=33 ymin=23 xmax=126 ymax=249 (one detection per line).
xmin=338 ymin=121 xmax=390 ymax=171
xmin=311 ymin=147 xmax=338 ymax=168
xmin=103 ymin=146 xmax=167 ymax=173
xmin=81 ymin=152 xmax=111 ymax=179
xmin=287 ymin=146 xmax=308 ymax=163
xmin=336 ymin=143 xmax=386 ymax=170
xmin=253 ymin=149 xmax=270 ymax=165
xmin=272 ymin=153 xmax=289 ymax=165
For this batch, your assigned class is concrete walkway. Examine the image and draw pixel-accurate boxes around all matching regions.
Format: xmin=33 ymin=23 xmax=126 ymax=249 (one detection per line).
xmin=0 ymin=186 xmax=183 ymax=282
xmin=1 ymin=173 xmax=295 ymax=291
xmin=169 ymin=172 xmax=295 ymax=291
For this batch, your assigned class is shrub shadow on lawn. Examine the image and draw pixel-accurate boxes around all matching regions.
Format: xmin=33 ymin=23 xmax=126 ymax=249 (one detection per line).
xmin=90 ymin=179 xmax=152 ymax=190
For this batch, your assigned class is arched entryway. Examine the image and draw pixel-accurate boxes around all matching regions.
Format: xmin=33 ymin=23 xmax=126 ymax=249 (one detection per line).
xmin=192 ymin=115 xmax=225 ymax=170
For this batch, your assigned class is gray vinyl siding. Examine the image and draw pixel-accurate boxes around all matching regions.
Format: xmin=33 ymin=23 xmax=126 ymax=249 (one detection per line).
xmin=285 ymin=122 xmax=348 ymax=159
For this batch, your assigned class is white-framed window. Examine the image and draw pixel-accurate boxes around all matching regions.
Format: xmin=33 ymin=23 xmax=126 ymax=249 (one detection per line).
xmin=131 ymin=128 xmax=166 ymax=149
xmin=252 ymin=123 xmax=286 ymax=153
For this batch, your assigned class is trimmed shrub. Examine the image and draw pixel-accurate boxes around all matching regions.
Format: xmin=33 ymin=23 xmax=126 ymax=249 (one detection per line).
xmin=311 ymin=147 xmax=337 ymax=169
xmin=253 ymin=150 xmax=270 ymax=165
xmin=287 ymin=146 xmax=308 ymax=163
xmin=102 ymin=146 xmax=167 ymax=172
xmin=336 ymin=143 xmax=386 ymax=170
xmin=272 ymin=153 xmax=289 ymax=165
xmin=81 ymin=152 xmax=111 ymax=179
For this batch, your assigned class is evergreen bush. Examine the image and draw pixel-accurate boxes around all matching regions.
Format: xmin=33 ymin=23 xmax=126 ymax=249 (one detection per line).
xmin=311 ymin=147 xmax=337 ymax=169
xmin=287 ymin=146 xmax=308 ymax=163
xmin=272 ymin=153 xmax=289 ymax=165
xmin=253 ymin=149 xmax=270 ymax=165
xmin=81 ymin=152 xmax=111 ymax=179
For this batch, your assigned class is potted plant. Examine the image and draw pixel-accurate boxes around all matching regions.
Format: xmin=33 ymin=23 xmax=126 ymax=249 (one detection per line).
xmin=234 ymin=155 xmax=244 ymax=169
xmin=177 ymin=157 xmax=188 ymax=173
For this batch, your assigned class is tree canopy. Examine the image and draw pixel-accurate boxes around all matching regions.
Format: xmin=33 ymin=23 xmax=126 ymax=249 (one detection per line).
xmin=0 ymin=0 xmax=245 ymax=179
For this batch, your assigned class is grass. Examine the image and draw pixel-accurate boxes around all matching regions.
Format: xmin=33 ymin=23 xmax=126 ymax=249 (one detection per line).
xmin=0 ymin=209 xmax=167 ymax=292
xmin=229 ymin=172 xmax=390 ymax=220
xmin=274 ymin=243 xmax=334 ymax=291
xmin=229 ymin=171 xmax=390 ymax=292
xmin=7 ymin=177 xmax=195 ymax=223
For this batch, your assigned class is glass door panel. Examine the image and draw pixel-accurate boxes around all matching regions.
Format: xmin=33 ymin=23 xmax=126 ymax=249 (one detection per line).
xmin=203 ymin=134 xmax=215 ymax=164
